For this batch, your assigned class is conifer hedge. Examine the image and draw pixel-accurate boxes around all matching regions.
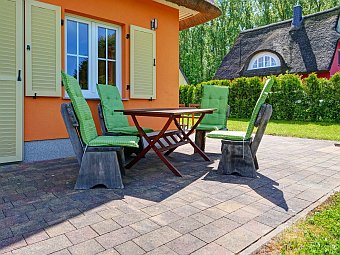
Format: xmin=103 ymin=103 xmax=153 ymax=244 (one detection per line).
xmin=179 ymin=73 xmax=340 ymax=123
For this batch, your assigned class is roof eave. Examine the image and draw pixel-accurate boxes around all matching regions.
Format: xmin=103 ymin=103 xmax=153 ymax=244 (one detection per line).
xmin=164 ymin=0 xmax=222 ymax=30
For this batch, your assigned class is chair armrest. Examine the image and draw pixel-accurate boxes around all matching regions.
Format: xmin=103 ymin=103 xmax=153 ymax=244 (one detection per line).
xmin=254 ymin=104 xmax=266 ymax=127
xmin=66 ymin=103 xmax=79 ymax=127
xmin=97 ymin=103 xmax=104 ymax=119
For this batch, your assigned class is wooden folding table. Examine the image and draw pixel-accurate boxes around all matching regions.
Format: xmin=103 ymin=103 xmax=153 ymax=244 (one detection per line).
xmin=115 ymin=108 xmax=215 ymax=177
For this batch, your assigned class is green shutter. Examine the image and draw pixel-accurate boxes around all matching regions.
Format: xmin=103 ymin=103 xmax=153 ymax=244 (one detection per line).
xmin=25 ymin=0 xmax=61 ymax=97
xmin=130 ymin=25 xmax=156 ymax=99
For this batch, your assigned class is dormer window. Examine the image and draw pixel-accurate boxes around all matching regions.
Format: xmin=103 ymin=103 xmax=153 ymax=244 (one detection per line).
xmin=248 ymin=52 xmax=280 ymax=70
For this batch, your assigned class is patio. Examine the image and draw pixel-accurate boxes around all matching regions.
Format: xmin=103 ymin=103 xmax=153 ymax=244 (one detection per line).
xmin=0 ymin=135 xmax=339 ymax=255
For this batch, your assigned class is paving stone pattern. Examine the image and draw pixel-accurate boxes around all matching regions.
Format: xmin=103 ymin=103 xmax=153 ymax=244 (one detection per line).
xmin=0 ymin=136 xmax=339 ymax=254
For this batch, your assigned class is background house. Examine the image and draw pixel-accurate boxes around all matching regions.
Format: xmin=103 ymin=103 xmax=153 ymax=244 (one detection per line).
xmin=214 ymin=6 xmax=340 ymax=80
xmin=179 ymin=66 xmax=190 ymax=85
xmin=0 ymin=0 xmax=220 ymax=163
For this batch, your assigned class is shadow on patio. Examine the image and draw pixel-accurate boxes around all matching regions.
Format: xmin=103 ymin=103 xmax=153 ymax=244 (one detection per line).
xmin=0 ymin=145 xmax=289 ymax=252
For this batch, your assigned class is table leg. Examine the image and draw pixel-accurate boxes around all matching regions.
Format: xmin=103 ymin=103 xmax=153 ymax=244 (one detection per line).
xmin=125 ymin=115 xmax=182 ymax=177
xmin=173 ymin=116 xmax=211 ymax=162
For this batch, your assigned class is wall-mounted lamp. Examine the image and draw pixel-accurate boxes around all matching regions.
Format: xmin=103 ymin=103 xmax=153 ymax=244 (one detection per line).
xmin=151 ymin=18 xmax=158 ymax=30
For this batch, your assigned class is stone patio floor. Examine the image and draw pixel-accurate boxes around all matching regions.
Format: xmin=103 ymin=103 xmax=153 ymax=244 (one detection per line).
xmin=0 ymin=135 xmax=339 ymax=255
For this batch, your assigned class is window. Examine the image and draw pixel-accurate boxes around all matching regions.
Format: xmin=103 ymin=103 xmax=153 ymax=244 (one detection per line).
xmin=65 ymin=16 xmax=121 ymax=98
xmin=248 ymin=52 xmax=280 ymax=70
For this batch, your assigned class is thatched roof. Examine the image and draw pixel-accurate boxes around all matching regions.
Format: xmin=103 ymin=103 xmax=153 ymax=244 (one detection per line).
xmin=214 ymin=6 xmax=340 ymax=80
xmin=161 ymin=0 xmax=221 ymax=30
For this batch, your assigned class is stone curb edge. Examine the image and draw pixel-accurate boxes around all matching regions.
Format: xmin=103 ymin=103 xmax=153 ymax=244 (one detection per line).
xmin=239 ymin=185 xmax=340 ymax=255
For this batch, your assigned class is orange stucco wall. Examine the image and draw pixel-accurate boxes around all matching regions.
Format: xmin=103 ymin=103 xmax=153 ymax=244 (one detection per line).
xmin=24 ymin=0 xmax=179 ymax=141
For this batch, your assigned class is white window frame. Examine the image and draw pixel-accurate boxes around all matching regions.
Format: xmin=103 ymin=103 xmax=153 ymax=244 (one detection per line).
xmin=65 ymin=15 xmax=122 ymax=99
xmin=248 ymin=52 xmax=280 ymax=70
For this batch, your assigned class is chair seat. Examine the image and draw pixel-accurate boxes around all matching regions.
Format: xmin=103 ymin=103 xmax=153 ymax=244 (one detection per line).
xmin=196 ymin=124 xmax=225 ymax=131
xmin=207 ymin=130 xmax=250 ymax=141
xmin=88 ymin=136 xmax=140 ymax=148
xmin=107 ymin=126 xmax=154 ymax=135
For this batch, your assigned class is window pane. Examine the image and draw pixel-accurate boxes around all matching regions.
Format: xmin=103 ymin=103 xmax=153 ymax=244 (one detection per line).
xmin=79 ymin=57 xmax=88 ymax=90
xmin=271 ymin=58 xmax=277 ymax=66
xmin=98 ymin=60 xmax=106 ymax=84
xmin=98 ymin=27 xmax=106 ymax=59
xmin=108 ymin=61 xmax=116 ymax=85
xmin=67 ymin=20 xmax=77 ymax=54
xmin=67 ymin=55 xmax=77 ymax=79
xmin=258 ymin=57 xmax=264 ymax=68
xmin=78 ymin=23 xmax=88 ymax=56
xmin=265 ymin=56 xmax=270 ymax=67
xmin=107 ymin=29 xmax=116 ymax=60
xmin=252 ymin=60 xmax=258 ymax=69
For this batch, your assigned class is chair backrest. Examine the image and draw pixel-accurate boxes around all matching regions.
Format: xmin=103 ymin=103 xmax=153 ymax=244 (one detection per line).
xmin=61 ymin=72 xmax=98 ymax=145
xmin=97 ymin=84 xmax=129 ymax=131
xmin=60 ymin=103 xmax=84 ymax=164
xmin=251 ymin=104 xmax=273 ymax=155
xmin=200 ymin=85 xmax=229 ymax=127
xmin=244 ymin=78 xmax=274 ymax=139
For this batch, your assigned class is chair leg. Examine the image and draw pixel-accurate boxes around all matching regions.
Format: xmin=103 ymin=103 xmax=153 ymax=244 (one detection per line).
xmin=117 ymin=148 xmax=126 ymax=176
xmin=218 ymin=140 xmax=257 ymax=178
xmin=195 ymin=130 xmax=206 ymax=152
xmin=75 ymin=150 xmax=124 ymax=189
xmin=254 ymin=155 xmax=259 ymax=170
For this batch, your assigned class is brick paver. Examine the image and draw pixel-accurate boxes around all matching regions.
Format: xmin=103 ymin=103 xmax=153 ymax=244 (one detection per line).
xmin=66 ymin=226 xmax=98 ymax=244
xmin=133 ymin=226 xmax=181 ymax=252
xmin=166 ymin=234 xmax=206 ymax=254
xmin=114 ymin=241 xmax=145 ymax=255
xmin=0 ymin=136 xmax=339 ymax=254
xmin=68 ymin=239 xmax=104 ymax=255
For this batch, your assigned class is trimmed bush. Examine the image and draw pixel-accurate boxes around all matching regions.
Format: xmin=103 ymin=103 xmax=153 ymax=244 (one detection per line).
xmin=179 ymin=72 xmax=340 ymax=123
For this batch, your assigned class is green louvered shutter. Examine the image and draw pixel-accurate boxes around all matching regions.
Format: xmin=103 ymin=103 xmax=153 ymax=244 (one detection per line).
xmin=130 ymin=25 xmax=156 ymax=99
xmin=25 ymin=0 xmax=61 ymax=97
xmin=0 ymin=0 xmax=24 ymax=163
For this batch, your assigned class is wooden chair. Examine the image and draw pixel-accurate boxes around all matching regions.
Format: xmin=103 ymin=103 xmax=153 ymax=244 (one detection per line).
xmin=61 ymin=103 xmax=126 ymax=189
xmin=96 ymin=84 xmax=153 ymax=156
xmin=178 ymin=103 xmax=200 ymax=130
xmin=195 ymin=85 xmax=230 ymax=152
xmin=218 ymin=104 xmax=272 ymax=177
xmin=207 ymin=78 xmax=274 ymax=178
xmin=61 ymin=72 xmax=140 ymax=189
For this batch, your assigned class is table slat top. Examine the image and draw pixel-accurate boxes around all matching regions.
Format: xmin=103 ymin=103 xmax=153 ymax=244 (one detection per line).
xmin=115 ymin=107 xmax=216 ymax=117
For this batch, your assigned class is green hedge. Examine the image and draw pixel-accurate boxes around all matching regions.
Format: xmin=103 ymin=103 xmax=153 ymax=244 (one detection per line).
xmin=179 ymin=73 xmax=340 ymax=123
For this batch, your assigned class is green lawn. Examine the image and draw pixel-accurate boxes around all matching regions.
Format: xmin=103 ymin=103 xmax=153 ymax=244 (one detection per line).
xmin=258 ymin=193 xmax=340 ymax=255
xmin=227 ymin=119 xmax=340 ymax=141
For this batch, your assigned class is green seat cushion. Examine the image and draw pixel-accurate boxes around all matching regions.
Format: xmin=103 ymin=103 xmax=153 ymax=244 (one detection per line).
xmin=61 ymin=71 xmax=83 ymax=98
xmin=97 ymin=84 xmax=154 ymax=134
xmin=108 ymin=126 xmax=154 ymax=135
xmin=70 ymin=97 xmax=98 ymax=145
xmin=207 ymin=131 xmax=248 ymax=141
xmin=244 ymin=78 xmax=274 ymax=139
xmin=88 ymin=136 xmax=140 ymax=148
xmin=196 ymin=124 xmax=226 ymax=131
xmin=200 ymin=85 xmax=229 ymax=128
xmin=97 ymin=84 xmax=130 ymax=130
xmin=61 ymin=73 xmax=99 ymax=145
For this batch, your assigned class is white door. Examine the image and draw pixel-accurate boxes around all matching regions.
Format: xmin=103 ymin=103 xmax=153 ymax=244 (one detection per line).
xmin=0 ymin=0 xmax=24 ymax=163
